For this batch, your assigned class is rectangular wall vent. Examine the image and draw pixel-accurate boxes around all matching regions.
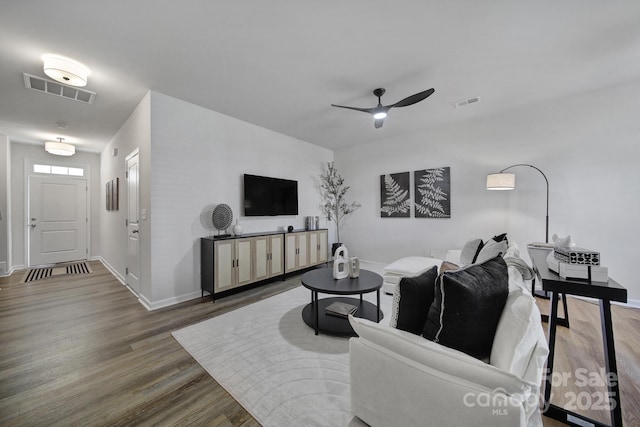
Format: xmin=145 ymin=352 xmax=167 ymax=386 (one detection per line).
xmin=23 ymin=73 xmax=96 ymax=104
xmin=454 ymin=96 xmax=481 ymax=108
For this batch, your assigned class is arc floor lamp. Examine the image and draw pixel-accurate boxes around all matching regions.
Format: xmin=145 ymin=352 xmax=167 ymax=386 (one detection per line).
xmin=486 ymin=164 xmax=564 ymax=307
xmin=486 ymin=163 xmax=549 ymax=243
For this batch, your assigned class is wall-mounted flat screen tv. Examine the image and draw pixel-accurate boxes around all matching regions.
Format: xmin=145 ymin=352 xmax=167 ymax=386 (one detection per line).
xmin=243 ymin=174 xmax=298 ymax=216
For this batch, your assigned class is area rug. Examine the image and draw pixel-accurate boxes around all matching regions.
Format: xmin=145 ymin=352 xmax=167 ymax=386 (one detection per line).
xmin=172 ymin=285 xmax=393 ymax=427
xmin=21 ymin=261 xmax=92 ymax=283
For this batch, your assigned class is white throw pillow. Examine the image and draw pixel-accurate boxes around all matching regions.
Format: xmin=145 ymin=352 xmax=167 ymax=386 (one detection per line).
xmin=490 ymin=287 xmax=542 ymax=379
xmin=460 ymin=238 xmax=483 ymax=265
xmin=475 ymin=239 xmax=508 ymax=264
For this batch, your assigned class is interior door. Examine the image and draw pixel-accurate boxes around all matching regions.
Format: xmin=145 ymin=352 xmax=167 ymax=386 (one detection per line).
xmin=126 ymin=151 xmax=141 ymax=293
xmin=28 ymin=175 xmax=87 ymax=266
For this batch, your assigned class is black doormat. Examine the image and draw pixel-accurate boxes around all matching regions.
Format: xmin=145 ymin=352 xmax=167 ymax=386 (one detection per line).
xmin=21 ymin=262 xmax=92 ymax=283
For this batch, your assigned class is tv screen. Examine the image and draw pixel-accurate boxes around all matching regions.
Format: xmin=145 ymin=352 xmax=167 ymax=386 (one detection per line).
xmin=243 ymin=174 xmax=298 ymax=216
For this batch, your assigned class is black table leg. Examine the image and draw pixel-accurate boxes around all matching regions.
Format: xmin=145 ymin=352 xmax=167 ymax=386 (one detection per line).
xmin=376 ymin=289 xmax=380 ymax=323
xmin=600 ymin=299 xmax=623 ymax=427
xmin=313 ymin=290 xmax=319 ymax=336
xmin=544 ymin=291 xmax=560 ymax=406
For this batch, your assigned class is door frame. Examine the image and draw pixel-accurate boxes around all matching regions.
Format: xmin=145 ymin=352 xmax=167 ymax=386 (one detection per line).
xmin=125 ymin=148 xmax=141 ymax=295
xmin=24 ymin=158 xmax=91 ymax=267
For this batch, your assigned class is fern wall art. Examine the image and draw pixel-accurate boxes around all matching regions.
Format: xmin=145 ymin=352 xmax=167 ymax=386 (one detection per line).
xmin=380 ymin=172 xmax=411 ymax=217
xmin=414 ymin=167 xmax=450 ymax=218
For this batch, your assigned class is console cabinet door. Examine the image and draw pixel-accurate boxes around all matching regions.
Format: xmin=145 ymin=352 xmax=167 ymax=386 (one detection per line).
xmin=285 ymin=234 xmax=298 ymax=273
xmin=318 ymin=229 xmax=328 ymax=263
xmin=214 ymin=240 xmax=236 ymax=292
xmin=236 ymin=238 xmax=253 ymax=286
xmin=308 ymin=232 xmax=318 ymax=265
xmin=269 ymin=234 xmax=284 ymax=277
xmin=253 ymin=236 xmax=270 ymax=282
xmin=297 ymin=233 xmax=308 ymax=269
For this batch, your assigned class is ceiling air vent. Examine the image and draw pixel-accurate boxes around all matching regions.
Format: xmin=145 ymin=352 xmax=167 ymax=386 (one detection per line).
xmin=23 ymin=73 xmax=96 ymax=104
xmin=454 ymin=96 xmax=481 ymax=108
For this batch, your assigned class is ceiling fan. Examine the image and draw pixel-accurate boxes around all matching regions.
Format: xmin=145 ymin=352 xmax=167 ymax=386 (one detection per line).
xmin=331 ymin=87 xmax=435 ymax=128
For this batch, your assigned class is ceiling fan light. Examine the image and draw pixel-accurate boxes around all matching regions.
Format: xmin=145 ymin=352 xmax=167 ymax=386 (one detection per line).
xmin=42 ymin=54 xmax=89 ymax=87
xmin=373 ymin=111 xmax=387 ymax=120
xmin=45 ymin=139 xmax=75 ymax=156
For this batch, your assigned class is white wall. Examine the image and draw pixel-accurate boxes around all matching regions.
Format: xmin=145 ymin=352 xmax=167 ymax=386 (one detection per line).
xmin=97 ymin=91 xmax=333 ymax=309
xmin=335 ymin=79 xmax=640 ymax=301
xmin=99 ymin=92 xmax=152 ymax=299
xmin=9 ymin=142 xmax=101 ymax=268
xmin=0 ymin=134 xmax=9 ymax=275
xmin=148 ymin=92 xmax=333 ymax=307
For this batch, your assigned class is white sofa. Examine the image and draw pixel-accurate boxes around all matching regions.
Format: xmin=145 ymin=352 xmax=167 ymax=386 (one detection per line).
xmin=349 ymin=261 xmax=548 ymax=427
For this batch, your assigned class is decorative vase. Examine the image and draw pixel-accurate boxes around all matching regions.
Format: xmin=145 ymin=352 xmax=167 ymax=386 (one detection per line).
xmin=232 ymin=219 xmax=243 ymax=236
xmin=332 ymin=242 xmax=343 ymax=259
xmin=333 ymin=245 xmax=349 ymax=279
xmin=349 ymin=257 xmax=360 ymax=278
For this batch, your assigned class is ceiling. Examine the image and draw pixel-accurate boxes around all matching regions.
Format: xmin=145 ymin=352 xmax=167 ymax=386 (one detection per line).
xmin=1 ymin=1 xmax=640 ymax=154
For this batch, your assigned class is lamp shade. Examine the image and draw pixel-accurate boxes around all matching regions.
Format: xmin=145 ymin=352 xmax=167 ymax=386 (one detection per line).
xmin=45 ymin=140 xmax=75 ymax=156
xmin=43 ymin=54 xmax=89 ymax=87
xmin=486 ymin=173 xmax=515 ymax=190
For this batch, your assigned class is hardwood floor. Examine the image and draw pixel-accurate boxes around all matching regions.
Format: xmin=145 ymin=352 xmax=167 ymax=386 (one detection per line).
xmin=0 ymin=261 xmax=299 ymax=426
xmin=1 ymin=262 xmax=639 ymax=426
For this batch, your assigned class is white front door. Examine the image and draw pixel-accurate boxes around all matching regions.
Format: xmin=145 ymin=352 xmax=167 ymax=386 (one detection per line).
xmin=126 ymin=151 xmax=141 ymax=293
xmin=28 ymin=176 xmax=87 ymax=266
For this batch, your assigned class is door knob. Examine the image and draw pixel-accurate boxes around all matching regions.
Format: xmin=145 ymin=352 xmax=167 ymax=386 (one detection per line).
xmin=30 ymin=223 xmax=36 ymax=228
xmin=132 ymin=229 xmax=139 ymax=233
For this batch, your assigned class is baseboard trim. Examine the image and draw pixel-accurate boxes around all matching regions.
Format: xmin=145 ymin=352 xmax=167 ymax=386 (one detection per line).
xmin=568 ymin=295 xmax=640 ymax=310
xmin=142 ymin=291 xmax=203 ymax=311
xmin=95 ymin=257 xmax=125 ymax=285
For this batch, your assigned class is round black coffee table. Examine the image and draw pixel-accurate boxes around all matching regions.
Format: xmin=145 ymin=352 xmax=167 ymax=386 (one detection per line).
xmin=301 ymin=268 xmax=383 ymax=336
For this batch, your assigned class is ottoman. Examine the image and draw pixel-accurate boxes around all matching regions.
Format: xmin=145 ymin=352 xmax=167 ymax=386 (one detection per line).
xmin=382 ymin=256 xmax=442 ymax=295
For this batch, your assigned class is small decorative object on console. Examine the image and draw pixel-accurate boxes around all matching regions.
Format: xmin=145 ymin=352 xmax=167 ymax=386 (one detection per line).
xmin=212 ymin=203 xmax=233 ymax=238
xmin=333 ymin=245 xmax=349 ymax=279
xmin=232 ymin=219 xmax=243 ymax=236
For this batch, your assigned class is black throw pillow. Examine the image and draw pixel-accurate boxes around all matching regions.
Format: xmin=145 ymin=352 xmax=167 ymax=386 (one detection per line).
xmin=423 ymin=255 xmax=509 ymax=359
xmin=390 ymin=265 xmax=439 ymax=335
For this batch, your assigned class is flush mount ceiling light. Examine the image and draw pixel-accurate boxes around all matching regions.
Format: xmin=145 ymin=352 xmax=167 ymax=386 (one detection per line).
xmin=45 ymin=137 xmax=75 ymax=156
xmin=42 ymin=54 xmax=90 ymax=87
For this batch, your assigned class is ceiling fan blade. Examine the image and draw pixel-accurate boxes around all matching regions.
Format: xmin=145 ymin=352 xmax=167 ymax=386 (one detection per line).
xmin=374 ymin=119 xmax=384 ymax=129
xmin=389 ymin=88 xmax=435 ymax=108
xmin=331 ymin=104 xmax=375 ymax=114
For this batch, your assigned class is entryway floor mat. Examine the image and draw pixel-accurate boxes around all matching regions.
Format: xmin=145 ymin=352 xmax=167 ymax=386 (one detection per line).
xmin=21 ymin=262 xmax=93 ymax=283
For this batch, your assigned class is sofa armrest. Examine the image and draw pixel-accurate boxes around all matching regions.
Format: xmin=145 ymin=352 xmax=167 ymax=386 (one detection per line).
xmin=349 ymin=316 xmax=532 ymax=398
xmin=350 ymin=335 xmax=527 ymax=427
